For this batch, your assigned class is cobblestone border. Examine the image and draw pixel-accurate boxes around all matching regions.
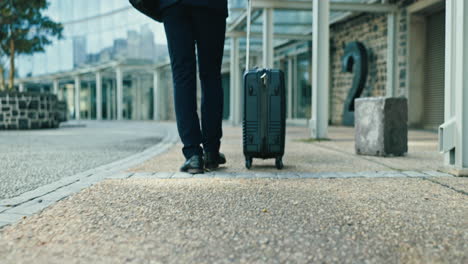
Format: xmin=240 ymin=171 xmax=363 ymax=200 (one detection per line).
xmin=0 ymin=124 xmax=179 ymax=228
xmin=127 ymin=170 xmax=453 ymax=180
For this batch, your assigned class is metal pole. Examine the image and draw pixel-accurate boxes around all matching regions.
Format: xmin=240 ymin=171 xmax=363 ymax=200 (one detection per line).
xmin=18 ymin=82 xmax=25 ymax=92
xmin=53 ymin=79 xmax=59 ymax=95
xmin=116 ymin=67 xmax=123 ymax=120
xmin=311 ymin=0 xmax=330 ymax=138
xmin=74 ymin=75 xmax=81 ymax=120
xmin=287 ymin=57 xmax=293 ymax=119
xmin=135 ymin=76 xmax=142 ymax=120
xmin=230 ymin=37 xmax=239 ymax=124
xmin=87 ymin=81 xmax=92 ymax=119
xmin=262 ymin=8 xmax=274 ymax=68
xmin=440 ymin=0 xmax=468 ymax=175
xmin=153 ymin=69 xmax=160 ymax=121
xmin=96 ymin=71 xmax=102 ymax=120
xmin=106 ymin=81 xmax=111 ymax=120
xmin=386 ymin=12 xmax=398 ymax=97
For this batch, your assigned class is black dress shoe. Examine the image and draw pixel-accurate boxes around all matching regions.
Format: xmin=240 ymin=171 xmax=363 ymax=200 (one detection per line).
xmin=204 ymin=152 xmax=226 ymax=170
xmin=180 ymin=155 xmax=204 ymax=174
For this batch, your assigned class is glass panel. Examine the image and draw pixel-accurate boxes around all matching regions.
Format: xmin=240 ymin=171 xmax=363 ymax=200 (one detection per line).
xmin=294 ymin=52 xmax=312 ymax=119
xmin=16 ymin=0 xmax=167 ymax=77
xmin=222 ymin=73 xmax=230 ymax=120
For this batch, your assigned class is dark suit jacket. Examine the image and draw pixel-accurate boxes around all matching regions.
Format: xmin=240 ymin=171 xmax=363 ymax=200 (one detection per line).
xmin=162 ymin=0 xmax=228 ymax=17
xmin=131 ymin=0 xmax=228 ymax=22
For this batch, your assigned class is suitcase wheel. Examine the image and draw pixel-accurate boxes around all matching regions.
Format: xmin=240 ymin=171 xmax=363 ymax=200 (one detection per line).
xmin=275 ymin=157 xmax=284 ymax=170
xmin=245 ymin=157 xmax=253 ymax=169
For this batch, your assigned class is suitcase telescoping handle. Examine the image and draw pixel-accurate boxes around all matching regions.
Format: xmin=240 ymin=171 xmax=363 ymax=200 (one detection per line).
xmin=245 ymin=0 xmax=252 ymax=71
xmin=245 ymin=0 xmax=269 ymax=86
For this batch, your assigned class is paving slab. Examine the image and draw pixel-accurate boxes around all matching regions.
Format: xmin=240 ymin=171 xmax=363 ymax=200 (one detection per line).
xmin=172 ymin=172 xmax=193 ymax=179
xmin=192 ymin=173 xmax=211 ymax=179
xmin=401 ymin=171 xmax=429 ymax=177
xmin=0 ymin=181 xmax=73 ymax=207
xmin=336 ymin=172 xmax=362 ymax=178
xmin=254 ymin=172 xmax=277 ymax=179
xmin=152 ymin=172 xmax=174 ymax=179
xmin=104 ymin=172 xmax=134 ymax=179
xmin=423 ymin=171 xmax=454 ymax=177
xmin=277 ymin=172 xmax=300 ymax=179
xmin=423 ymin=177 xmax=468 ymax=194
xmin=213 ymin=172 xmax=236 ymax=178
xmin=38 ymin=183 xmax=92 ymax=203
xmin=0 ymin=206 xmax=8 ymax=213
xmin=0 ymin=178 xmax=466 ymax=264
xmin=374 ymin=171 xmax=408 ymax=178
xmin=0 ymin=213 xmax=25 ymax=224
xmin=3 ymin=200 xmax=52 ymax=216
xmin=130 ymin=172 xmax=155 ymax=179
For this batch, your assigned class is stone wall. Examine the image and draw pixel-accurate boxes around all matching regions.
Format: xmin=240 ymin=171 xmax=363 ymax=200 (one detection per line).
xmin=329 ymin=0 xmax=416 ymax=125
xmin=0 ymin=92 xmax=67 ymax=130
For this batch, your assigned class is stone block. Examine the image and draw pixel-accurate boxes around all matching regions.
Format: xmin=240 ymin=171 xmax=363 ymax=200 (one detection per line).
xmin=355 ymin=97 xmax=408 ymax=156
xmin=28 ymin=112 xmax=37 ymax=119
xmin=18 ymin=100 xmax=27 ymax=109
xmin=0 ymin=93 xmax=67 ymax=130
xmin=31 ymin=121 xmax=40 ymax=129
xmin=41 ymin=121 xmax=50 ymax=128
xmin=18 ymin=119 xmax=29 ymax=129
xmin=28 ymin=100 xmax=39 ymax=110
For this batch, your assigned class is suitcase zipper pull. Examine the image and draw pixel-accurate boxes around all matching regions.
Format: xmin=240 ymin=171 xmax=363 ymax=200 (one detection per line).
xmin=260 ymin=72 xmax=267 ymax=86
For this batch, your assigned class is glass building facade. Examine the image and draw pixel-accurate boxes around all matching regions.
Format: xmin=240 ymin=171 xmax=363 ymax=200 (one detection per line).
xmin=18 ymin=0 xmax=168 ymax=77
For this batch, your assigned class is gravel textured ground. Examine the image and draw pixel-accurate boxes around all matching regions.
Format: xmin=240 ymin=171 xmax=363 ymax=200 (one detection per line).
xmin=0 ymin=178 xmax=466 ymax=263
xmin=130 ymin=125 xmax=443 ymax=173
xmin=0 ymin=121 xmax=164 ymax=199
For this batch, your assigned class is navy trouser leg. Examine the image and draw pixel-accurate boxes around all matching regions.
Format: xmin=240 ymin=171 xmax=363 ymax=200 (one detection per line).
xmin=192 ymin=7 xmax=226 ymax=154
xmin=163 ymin=4 xmax=226 ymax=159
xmin=163 ymin=5 xmax=203 ymax=159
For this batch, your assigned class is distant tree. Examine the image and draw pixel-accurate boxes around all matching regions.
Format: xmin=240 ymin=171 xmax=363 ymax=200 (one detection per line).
xmin=0 ymin=0 xmax=63 ymax=90
xmin=0 ymin=51 xmax=5 ymax=91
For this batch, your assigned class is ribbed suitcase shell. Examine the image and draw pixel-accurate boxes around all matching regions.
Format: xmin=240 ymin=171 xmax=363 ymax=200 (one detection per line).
xmin=242 ymin=68 xmax=286 ymax=169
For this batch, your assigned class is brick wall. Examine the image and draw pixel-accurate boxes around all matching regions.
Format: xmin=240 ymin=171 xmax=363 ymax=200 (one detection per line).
xmin=329 ymin=0 xmax=416 ymax=125
xmin=0 ymin=92 xmax=67 ymax=130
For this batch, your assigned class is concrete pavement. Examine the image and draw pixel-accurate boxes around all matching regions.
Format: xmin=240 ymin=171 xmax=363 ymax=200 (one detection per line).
xmin=0 ymin=178 xmax=466 ymax=263
xmin=0 ymin=124 xmax=467 ymax=263
xmin=131 ymin=125 xmax=444 ymax=173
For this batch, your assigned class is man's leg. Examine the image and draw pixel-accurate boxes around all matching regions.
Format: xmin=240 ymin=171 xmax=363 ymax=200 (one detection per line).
xmin=163 ymin=4 xmax=203 ymax=159
xmin=191 ymin=7 xmax=227 ymax=155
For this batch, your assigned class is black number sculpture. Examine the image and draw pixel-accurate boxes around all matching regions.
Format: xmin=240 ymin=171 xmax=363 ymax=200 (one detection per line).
xmin=341 ymin=41 xmax=368 ymax=126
